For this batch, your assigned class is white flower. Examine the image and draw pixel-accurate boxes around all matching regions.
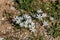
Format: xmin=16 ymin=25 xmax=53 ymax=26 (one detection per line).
xmin=43 ymin=21 xmax=49 ymax=26
xmin=31 ymin=22 xmax=35 ymax=27
xmin=19 ymin=22 xmax=24 ymax=27
xmin=50 ymin=17 xmax=54 ymax=20
xmin=19 ymin=17 xmax=23 ymax=20
xmin=36 ymin=14 xmax=41 ymax=19
xmin=15 ymin=16 xmax=19 ymax=20
xmin=30 ymin=26 xmax=36 ymax=32
xmin=27 ymin=16 xmax=31 ymax=19
xmin=41 ymin=13 xmax=47 ymax=17
xmin=37 ymin=9 xmax=43 ymax=13
xmin=15 ymin=16 xmax=24 ymax=24
xmin=36 ymin=14 xmax=42 ymax=19
xmin=24 ymin=21 xmax=28 ymax=25
xmin=30 ymin=29 xmax=36 ymax=32
xmin=27 ymin=19 xmax=32 ymax=23
xmin=0 ymin=37 xmax=4 ymax=40
xmin=24 ymin=24 xmax=28 ymax=28
xmin=16 ymin=19 xmax=21 ymax=24
xmin=23 ymin=14 xmax=29 ymax=18
xmin=29 ymin=25 xmax=32 ymax=28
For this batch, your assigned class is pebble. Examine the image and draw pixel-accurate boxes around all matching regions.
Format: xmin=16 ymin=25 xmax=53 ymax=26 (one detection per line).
xmin=10 ymin=6 xmax=15 ymax=10
xmin=0 ymin=37 xmax=4 ymax=40
xmin=7 ymin=26 xmax=11 ymax=30
xmin=1 ymin=18 xmax=4 ymax=20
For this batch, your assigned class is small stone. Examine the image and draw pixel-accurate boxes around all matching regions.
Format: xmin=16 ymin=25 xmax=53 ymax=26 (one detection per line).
xmin=0 ymin=37 xmax=4 ymax=40
xmin=1 ymin=18 xmax=4 ymax=20
xmin=10 ymin=6 xmax=15 ymax=10
xmin=7 ymin=26 xmax=11 ymax=30
xmin=1 ymin=30 xmax=6 ymax=34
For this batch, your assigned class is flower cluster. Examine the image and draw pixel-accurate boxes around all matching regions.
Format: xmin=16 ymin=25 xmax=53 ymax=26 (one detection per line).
xmin=33 ymin=9 xmax=54 ymax=26
xmin=33 ymin=9 xmax=47 ymax=20
xmin=14 ymin=9 xmax=54 ymax=32
xmin=14 ymin=14 xmax=36 ymax=32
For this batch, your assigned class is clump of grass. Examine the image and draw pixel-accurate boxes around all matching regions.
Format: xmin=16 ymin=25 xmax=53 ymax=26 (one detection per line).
xmin=40 ymin=0 xmax=60 ymax=20
xmin=38 ymin=35 xmax=43 ymax=40
xmin=45 ymin=22 xmax=60 ymax=38
xmin=14 ymin=0 xmax=35 ymax=12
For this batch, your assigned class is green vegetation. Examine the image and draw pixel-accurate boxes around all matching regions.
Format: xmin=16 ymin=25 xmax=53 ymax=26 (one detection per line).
xmin=45 ymin=22 xmax=60 ymax=38
xmin=40 ymin=1 xmax=60 ymax=20
xmin=38 ymin=36 xmax=43 ymax=40
xmin=14 ymin=0 xmax=36 ymax=12
xmin=14 ymin=0 xmax=60 ymax=20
